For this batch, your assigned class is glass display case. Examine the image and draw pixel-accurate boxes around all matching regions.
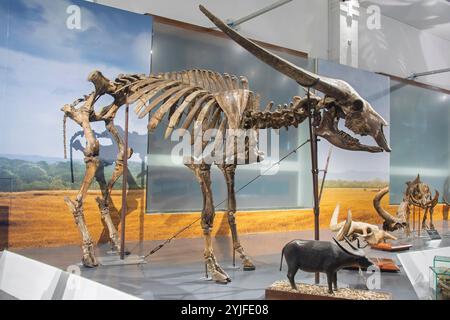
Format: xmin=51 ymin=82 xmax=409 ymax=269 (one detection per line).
xmin=429 ymin=256 xmax=450 ymax=300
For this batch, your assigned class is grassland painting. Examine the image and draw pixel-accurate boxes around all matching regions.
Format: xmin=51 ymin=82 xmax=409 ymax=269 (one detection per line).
xmin=0 ymin=0 xmax=152 ymax=248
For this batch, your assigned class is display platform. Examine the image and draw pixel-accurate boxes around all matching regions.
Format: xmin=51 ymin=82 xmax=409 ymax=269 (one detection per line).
xmin=265 ymin=281 xmax=392 ymax=300
xmin=6 ymin=222 xmax=449 ymax=300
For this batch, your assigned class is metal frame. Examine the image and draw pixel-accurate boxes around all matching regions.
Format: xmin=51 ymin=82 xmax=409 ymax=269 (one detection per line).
xmin=408 ymin=68 xmax=450 ymax=80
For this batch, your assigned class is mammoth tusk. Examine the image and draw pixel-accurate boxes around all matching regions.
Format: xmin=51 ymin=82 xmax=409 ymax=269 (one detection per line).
xmin=199 ymin=5 xmax=349 ymax=101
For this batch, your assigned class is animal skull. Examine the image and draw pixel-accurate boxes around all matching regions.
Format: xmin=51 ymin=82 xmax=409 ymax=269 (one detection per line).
xmin=329 ymin=204 xmax=397 ymax=246
xmin=406 ymin=175 xmax=439 ymax=209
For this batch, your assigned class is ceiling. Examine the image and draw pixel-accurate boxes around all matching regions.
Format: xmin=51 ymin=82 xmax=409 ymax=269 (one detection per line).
xmin=360 ymin=0 xmax=450 ymax=42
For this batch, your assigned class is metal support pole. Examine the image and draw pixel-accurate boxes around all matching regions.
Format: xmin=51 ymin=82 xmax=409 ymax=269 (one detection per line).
xmin=408 ymin=67 xmax=450 ymax=80
xmin=307 ymin=90 xmax=320 ymax=285
xmin=120 ymin=104 xmax=129 ymax=260
xmin=211 ymin=0 xmax=292 ymax=29
xmin=319 ymin=147 xmax=333 ymax=204
xmin=232 ymin=248 xmax=236 ymax=268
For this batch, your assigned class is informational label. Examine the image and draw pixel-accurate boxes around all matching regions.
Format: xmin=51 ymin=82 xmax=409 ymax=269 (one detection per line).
xmin=426 ymin=229 xmax=442 ymax=240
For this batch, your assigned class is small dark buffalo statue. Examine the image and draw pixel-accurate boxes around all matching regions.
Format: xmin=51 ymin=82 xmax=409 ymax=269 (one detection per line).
xmin=280 ymin=238 xmax=373 ymax=294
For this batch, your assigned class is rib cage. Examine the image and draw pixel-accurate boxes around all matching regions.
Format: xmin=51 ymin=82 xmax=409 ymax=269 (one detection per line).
xmin=111 ymin=70 xmax=252 ymax=142
xmin=109 ymin=69 xmax=307 ymax=143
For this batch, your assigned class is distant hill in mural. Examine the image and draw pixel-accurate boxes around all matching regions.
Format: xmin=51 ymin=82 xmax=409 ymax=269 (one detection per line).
xmin=0 ymin=157 xmax=146 ymax=192
xmin=323 ymin=179 xmax=388 ymax=188
xmin=0 ymin=154 xmax=65 ymax=164
xmin=326 ymin=170 xmax=389 ymax=182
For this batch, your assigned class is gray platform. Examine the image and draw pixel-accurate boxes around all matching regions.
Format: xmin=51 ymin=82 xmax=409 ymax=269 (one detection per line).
xmin=3 ymin=220 xmax=449 ymax=300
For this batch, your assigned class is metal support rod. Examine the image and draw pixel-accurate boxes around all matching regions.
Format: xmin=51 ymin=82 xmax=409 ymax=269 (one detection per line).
xmin=227 ymin=0 xmax=293 ymax=28
xmin=120 ymin=104 xmax=129 ymax=260
xmin=319 ymin=146 xmax=333 ymax=204
xmin=307 ymin=90 xmax=320 ymax=285
xmin=408 ymin=67 xmax=450 ymax=80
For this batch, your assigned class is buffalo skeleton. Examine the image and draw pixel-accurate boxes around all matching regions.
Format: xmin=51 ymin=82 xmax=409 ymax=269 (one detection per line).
xmin=61 ymin=6 xmax=390 ymax=283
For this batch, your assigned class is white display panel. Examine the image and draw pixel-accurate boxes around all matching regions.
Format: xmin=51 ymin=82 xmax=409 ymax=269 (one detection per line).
xmin=398 ymin=246 xmax=450 ymax=299
xmin=0 ymin=250 xmax=140 ymax=300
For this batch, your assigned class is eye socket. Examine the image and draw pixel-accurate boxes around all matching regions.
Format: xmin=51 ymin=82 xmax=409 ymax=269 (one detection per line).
xmin=352 ymin=99 xmax=364 ymax=111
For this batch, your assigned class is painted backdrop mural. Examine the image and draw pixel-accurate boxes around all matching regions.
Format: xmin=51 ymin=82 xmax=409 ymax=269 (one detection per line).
xmin=0 ymin=0 xmax=152 ymax=248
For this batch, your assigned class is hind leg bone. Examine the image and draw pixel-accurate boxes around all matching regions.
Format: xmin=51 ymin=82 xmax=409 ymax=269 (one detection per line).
xmin=186 ymin=163 xmax=230 ymax=284
xmin=218 ymin=164 xmax=255 ymax=271
xmin=95 ymin=119 xmax=132 ymax=252
xmin=64 ymin=121 xmax=100 ymax=267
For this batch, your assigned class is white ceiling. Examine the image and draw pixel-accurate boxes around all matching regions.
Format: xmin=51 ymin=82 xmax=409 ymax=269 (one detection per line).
xmin=360 ymin=0 xmax=450 ymax=42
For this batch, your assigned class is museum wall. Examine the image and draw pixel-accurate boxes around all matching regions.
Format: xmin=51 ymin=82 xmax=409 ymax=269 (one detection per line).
xmin=93 ymin=0 xmax=450 ymax=91
xmin=359 ymin=8 xmax=450 ymax=91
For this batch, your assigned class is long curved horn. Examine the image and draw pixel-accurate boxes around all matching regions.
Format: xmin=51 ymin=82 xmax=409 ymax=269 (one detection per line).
xmin=343 ymin=236 xmax=359 ymax=251
xmin=336 ymin=209 xmax=352 ymax=241
xmin=199 ymin=5 xmax=349 ymax=100
xmin=343 ymin=236 xmax=366 ymax=256
xmin=329 ymin=204 xmax=341 ymax=231
xmin=333 ymin=237 xmax=364 ymax=257
xmin=373 ymin=187 xmax=399 ymax=224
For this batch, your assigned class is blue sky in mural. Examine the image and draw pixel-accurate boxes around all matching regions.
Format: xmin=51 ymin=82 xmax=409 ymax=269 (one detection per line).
xmin=0 ymin=0 xmax=152 ymax=159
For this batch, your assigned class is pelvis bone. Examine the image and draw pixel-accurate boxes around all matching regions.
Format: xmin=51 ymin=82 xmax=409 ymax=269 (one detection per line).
xmin=330 ymin=204 xmax=397 ymax=246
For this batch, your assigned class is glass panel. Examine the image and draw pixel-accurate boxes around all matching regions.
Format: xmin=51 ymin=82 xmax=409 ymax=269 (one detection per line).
xmin=390 ymin=80 xmax=450 ymax=204
xmin=147 ymin=21 xmax=315 ymax=213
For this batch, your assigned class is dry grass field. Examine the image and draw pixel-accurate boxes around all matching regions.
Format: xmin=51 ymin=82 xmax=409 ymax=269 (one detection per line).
xmin=0 ymin=188 xmax=446 ymax=249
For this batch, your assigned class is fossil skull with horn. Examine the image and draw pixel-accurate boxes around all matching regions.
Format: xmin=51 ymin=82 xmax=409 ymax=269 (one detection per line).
xmin=200 ymin=5 xmax=391 ymax=153
xmin=330 ymin=204 xmax=397 ymax=247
